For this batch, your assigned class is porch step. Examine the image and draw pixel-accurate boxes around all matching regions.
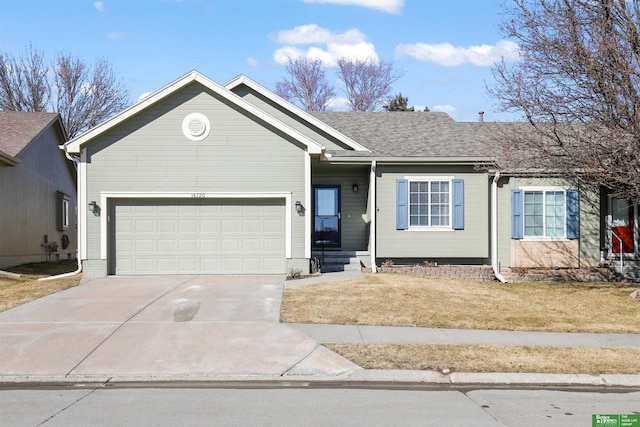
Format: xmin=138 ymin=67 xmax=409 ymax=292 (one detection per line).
xmin=609 ymin=259 xmax=640 ymax=282
xmin=312 ymin=251 xmax=364 ymax=273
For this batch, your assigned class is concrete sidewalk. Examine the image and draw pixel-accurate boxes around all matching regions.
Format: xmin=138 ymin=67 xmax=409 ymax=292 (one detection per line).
xmin=289 ymin=323 xmax=640 ymax=348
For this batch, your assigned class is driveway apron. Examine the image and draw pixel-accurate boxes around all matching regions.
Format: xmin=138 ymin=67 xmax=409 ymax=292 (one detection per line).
xmin=0 ymin=275 xmax=358 ymax=380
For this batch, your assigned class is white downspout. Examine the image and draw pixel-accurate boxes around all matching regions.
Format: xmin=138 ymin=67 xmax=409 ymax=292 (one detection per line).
xmin=370 ymin=160 xmax=377 ymax=273
xmin=39 ymin=148 xmax=82 ymax=281
xmin=492 ymin=171 xmax=507 ymax=283
xmin=0 ymin=270 xmax=20 ymax=278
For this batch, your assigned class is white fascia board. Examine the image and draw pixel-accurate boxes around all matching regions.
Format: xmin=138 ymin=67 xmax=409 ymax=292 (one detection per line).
xmin=65 ymin=71 xmax=323 ymax=155
xmin=225 ymin=75 xmax=371 ymax=153
xmin=325 ymin=156 xmax=494 ymax=164
xmin=0 ymin=150 xmax=19 ymax=166
xmin=99 ymin=192 xmax=293 ymax=260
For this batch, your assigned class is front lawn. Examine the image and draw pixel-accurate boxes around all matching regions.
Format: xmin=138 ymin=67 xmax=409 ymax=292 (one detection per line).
xmin=281 ymin=273 xmax=640 ymax=333
xmin=0 ymin=261 xmax=81 ymax=312
xmin=281 ymin=273 xmax=640 ymax=374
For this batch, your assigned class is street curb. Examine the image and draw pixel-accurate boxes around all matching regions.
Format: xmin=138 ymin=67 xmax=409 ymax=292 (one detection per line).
xmin=1 ymin=371 xmax=638 ymax=387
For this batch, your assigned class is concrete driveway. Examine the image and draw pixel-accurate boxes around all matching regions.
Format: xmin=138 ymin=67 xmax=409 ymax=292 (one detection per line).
xmin=0 ymin=275 xmax=358 ymax=381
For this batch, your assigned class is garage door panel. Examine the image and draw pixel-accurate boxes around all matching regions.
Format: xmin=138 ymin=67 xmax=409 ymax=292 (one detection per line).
xmin=157 ymin=220 xmax=176 ymax=233
xmin=242 ymin=219 xmax=261 ymax=232
xmin=200 ymin=219 xmax=220 ymax=233
xmin=157 ymin=240 xmax=176 ymax=252
xmin=112 ymin=199 xmax=285 ymax=275
xmin=242 ymin=239 xmax=260 ymax=252
xmin=135 ymin=239 xmax=155 ymax=252
xmin=135 ymin=258 xmax=156 ymax=273
xmin=179 ymin=219 xmax=197 ymax=232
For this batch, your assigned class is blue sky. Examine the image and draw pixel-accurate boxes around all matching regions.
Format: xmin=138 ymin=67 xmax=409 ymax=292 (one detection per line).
xmin=0 ymin=0 xmax=522 ymax=122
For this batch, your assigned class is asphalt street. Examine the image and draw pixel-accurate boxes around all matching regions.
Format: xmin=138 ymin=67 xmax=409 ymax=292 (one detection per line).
xmin=1 ymin=385 xmax=638 ymax=427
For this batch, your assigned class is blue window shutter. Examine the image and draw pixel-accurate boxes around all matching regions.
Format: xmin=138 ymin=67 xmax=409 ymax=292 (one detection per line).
xmin=452 ymin=179 xmax=464 ymax=230
xmin=566 ymin=189 xmax=579 ymax=239
xmin=396 ymin=179 xmax=408 ymax=230
xmin=511 ymin=189 xmax=523 ymax=239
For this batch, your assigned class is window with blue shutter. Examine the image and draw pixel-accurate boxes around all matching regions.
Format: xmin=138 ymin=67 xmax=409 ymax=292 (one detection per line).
xmin=513 ymin=188 xmax=579 ymax=239
xmin=511 ymin=189 xmax=524 ymax=239
xmin=396 ymin=179 xmax=408 ymax=230
xmin=452 ymin=179 xmax=464 ymax=230
xmin=397 ymin=178 xmax=461 ymax=230
xmin=566 ymin=189 xmax=579 ymax=239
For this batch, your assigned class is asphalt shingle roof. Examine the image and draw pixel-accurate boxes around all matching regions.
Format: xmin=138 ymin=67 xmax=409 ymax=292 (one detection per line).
xmin=309 ymin=111 xmax=492 ymax=159
xmin=0 ymin=111 xmax=60 ymax=158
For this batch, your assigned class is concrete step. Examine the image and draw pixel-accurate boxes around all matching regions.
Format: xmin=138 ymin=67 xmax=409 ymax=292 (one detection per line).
xmin=321 ymin=262 xmax=362 ymax=273
xmin=312 ymin=253 xmax=362 ymax=273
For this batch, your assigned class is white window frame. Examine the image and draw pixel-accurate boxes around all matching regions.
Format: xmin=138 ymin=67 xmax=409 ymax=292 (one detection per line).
xmin=405 ymin=176 xmax=453 ymax=231
xmin=62 ymin=199 xmax=69 ymax=229
xmin=521 ymin=186 xmax=568 ymax=241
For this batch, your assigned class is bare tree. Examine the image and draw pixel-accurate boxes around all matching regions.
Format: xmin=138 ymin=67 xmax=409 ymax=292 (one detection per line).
xmin=337 ymin=58 xmax=403 ymax=111
xmin=0 ymin=45 xmax=49 ymax=111
xmin=0 ymin=46 xmax=130 ymax=138
xmin=275 ymin=57 xmax=335 ymax=111
xmin=490 ymin=0 xmax=640 ymax=200
xmin=54 ymin=54 xmax=130 ymax=138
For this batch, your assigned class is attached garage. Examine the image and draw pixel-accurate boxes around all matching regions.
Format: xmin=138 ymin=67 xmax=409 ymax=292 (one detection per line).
xmin=109 ymin=198 xmax=286 ymax=275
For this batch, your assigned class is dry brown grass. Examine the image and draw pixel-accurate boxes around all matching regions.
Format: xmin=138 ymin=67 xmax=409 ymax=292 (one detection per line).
xmin=0 ymin=261 xmax=81 ymax=312
xmin=281 ymin=273 xmax=640 ymax=333
xmin=328 ymin=343 xmax=640 ymax=374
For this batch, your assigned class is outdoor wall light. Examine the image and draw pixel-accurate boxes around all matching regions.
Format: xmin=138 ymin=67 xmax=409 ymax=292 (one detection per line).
xmin=295 ymin=201 xmax=304 ymax=214
xmin=88 ymin=201 xmax=97 ymax=212
xmin=353 ymin=183 xmax=359 ymax=193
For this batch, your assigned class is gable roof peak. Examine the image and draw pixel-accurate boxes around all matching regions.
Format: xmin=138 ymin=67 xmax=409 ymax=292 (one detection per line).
xmin=64 ymin=70 xmax=324 ymax=155
xmin=224 ymin=75 xmax=371 ymax=153
xmin=0 ymin=111 xmax=62 ymax=158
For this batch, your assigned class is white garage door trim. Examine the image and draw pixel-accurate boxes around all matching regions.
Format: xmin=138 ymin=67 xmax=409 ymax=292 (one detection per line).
xmin=100 ymin=192 xmax=292 ymax=260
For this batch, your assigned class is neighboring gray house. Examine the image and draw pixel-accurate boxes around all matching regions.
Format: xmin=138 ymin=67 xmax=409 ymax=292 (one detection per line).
xmin=63 ymin=71 xmax=638 ymax=280
xmin=0 ymin=112 xmax=77 ymax=269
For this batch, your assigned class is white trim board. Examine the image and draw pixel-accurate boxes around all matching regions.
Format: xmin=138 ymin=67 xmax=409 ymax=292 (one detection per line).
xmin=99 ymin=192 xmax=293 ymax=261
xmin=224 ymin=75 xmax=370 ymax=153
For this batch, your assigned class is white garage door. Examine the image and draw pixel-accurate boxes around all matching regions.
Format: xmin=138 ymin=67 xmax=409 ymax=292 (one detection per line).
xmin=111 ymin=199 xmax=286 ymax=275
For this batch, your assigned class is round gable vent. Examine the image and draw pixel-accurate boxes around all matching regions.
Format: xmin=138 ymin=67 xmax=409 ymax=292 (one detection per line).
xmin=182 ymin=113 xmax=210 ymax=141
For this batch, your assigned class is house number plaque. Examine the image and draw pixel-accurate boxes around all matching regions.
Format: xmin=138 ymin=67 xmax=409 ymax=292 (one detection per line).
xmin=191 ymin=193 xmax=206 ymax=198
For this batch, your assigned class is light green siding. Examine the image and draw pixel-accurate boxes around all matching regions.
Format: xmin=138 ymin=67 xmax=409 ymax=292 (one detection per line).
xmin=232 ymin=85 xmax=352 ymax=151
xmin=375 ymin=165 xmax=490 ymax=259
xmin=495 ymin=176 xmax=601 ymax=268
xmin=83 ymin=82 xmax=306 ymax=276
xmin=312 ymin=162 xmax=370 ymax=251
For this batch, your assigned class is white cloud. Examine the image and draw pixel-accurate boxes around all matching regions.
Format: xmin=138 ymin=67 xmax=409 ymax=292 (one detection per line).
xmin=108 ymin=31 xmax=125 ymax=40
xmin=303 ymin=0 xmax=403 ymax=14
xmin=395 ymin=40 xmax=520 ymax=67
xmin=276 ymin=24 xmax=366 ymax=45
xmin=432 ymin=104 xmax=457 ymax=115
xmin=246 ymin=57 xmax=259 ymax=67
xmin=327 ymin=96 xmax=350 ymax=110
xmin=273 ymin=24 xmax=378 ymax=66
xmin=94 ymin=1 xmax=104 ymax=12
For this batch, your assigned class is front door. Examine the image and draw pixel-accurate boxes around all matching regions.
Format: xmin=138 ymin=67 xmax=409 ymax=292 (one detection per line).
xmin=314 ymin=186 xmax=340 ymax=248
xmin=611 ymin=198 xmax=636 ymax=254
